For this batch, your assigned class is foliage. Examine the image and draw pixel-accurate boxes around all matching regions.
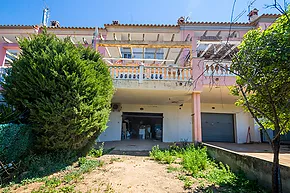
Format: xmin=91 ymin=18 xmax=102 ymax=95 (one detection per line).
xmin=27 ymin=156 xmax=103 ymax=193
xmin=150 ymin=144 xmax=265 ymax=192
xmin=231 ymin=9 xmax=290 ymax=139
xmin=88 ymin=142 xmax=104 ymax=158
xmin=1 ymin=30 xmax=114 ymax=152
xmin=230 ymin=9 xmax=290 ymax=193
xmin=0 ymin=124 xmax=33 ymax=163
xmin=149 ymin=145 xmax=176 ymax=164
xmin=0 ymin=150 xmax=79 ymax=186
xmin=1 ymin=143 xmax=112 ymax=186
xmin=0 ymin=104 xmax=22 ymax=124
xmin=181 ymin=145 xmax=208 ymax=174
xmin=1 ymin=154 xmax=103 ymax=192
xmin=178 ymin=175 xmax=193 ymax=189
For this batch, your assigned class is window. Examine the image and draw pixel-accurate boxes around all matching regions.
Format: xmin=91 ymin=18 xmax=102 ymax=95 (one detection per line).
xmin=145 ymin=48 xmax=163 ymax=59
xmin=121 ymin=48 xmax=132 ymax=58
xmin=121 ymin=48 xmax=164 ymax=59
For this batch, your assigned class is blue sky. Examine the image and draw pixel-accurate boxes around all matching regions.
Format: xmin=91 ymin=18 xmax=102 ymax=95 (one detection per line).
xmin=0 ymin=0 xmax=285 ymax=27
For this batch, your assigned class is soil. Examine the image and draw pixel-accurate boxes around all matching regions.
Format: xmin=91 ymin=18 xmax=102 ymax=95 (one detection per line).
xmin=4 ymin=155 xmax=195 ymax=193
xmin=75 ymin=155 xmax=190 ymax=193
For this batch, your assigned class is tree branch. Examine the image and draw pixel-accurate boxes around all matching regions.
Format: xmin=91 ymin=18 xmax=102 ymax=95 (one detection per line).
xmin=238 ymin=84 xmax=274 ymax=147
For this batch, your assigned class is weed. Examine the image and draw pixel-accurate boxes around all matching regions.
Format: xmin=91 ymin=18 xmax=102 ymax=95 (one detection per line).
xmin=88 ymin=143 xmax=104 ymax=158
xmin=44 ymin=177 xmax=62 ymax=188
xmin=177 ymin=175 xmax=193 ymax=189
xmin=1 ymin=187 xmax=10 ymax=193
xmin=59 ymin=185 xmax=76 ymax=193
xmin=63 ymin=171 xmax=82 ymax=183
xmin=64 ymin=157 xmax=102 ymax=183
xmin=109 ymin=157 xmax=123 ymax=163
xmin=104 ymin=183 xmax=115 ymax=193
xmin=150 ymin=144 xmax=266 ymax=193
xmin=149 ymin=145 xmax=176 ymax=164
xmin=178 ymin=174 xmax=187 ymax=181
xmin=184 ymin=178 xmax=193 ymax=189
xmin=167 ymin=166 xmax=182 ymax=173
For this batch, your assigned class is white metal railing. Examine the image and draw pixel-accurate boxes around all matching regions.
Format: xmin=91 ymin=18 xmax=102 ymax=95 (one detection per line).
xmin=204 ymin=62 xmax=235 ymax=76
xmin=109 ymin=65 xmax=192 ymax=83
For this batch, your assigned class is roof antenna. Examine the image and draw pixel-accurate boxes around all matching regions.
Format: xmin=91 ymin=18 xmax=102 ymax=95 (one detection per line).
xmin=42 ymin=0 xmax=50 ymax=26
xmin=247 ymin=0 xmax=256 ymax=14
xmin=185 ymin=12 xmax=192 ymax=22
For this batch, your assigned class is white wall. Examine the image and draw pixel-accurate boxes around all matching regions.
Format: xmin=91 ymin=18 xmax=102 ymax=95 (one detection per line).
xmin=98 ymin=103 xmax=193 ymax=142
xmin=201 ymin=103 xmax=257 ymax=143
xmin=97 ymin=111 xmax=122 ymax=142
xmin=98 ymin=102 xmax=258 ymax=144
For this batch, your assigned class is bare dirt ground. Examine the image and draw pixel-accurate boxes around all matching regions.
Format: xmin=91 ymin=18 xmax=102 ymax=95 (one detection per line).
xmin=75 ymin=155 xmax=189 ymax=193
xmin=5 ymin=154 xmax=192 ymax=193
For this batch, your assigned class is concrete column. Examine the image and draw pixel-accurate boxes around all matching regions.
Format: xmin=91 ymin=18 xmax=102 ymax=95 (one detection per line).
xmin=0 ymin=44 xmax=6 ymax=67
xmin=191 ymin=57 xmax=204 ymax=91
xmin=139 ymin=63 xmax=144 ymax=83
xmin=98 ymin=34 xmax=106 ymax=56
xmin=192 ymin=92 xmax=202 ymax=143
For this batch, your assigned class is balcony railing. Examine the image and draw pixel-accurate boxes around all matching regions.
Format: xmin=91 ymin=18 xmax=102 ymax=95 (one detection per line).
xmin=109 ymin=65 xmax=192 ymax=82
xmin=204 ymin=62 xmax=235 ymax=76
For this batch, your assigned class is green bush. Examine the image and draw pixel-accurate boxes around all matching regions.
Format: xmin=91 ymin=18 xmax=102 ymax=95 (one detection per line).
xmin=0 ymin=104 xmax=21 ymax=124
xmin=88 ymin=142 xmax=104 ymax=158
xmin=149 ymin=145 xmax=176 ymax=164
xmin=19 ymin=151 xmax=79 ymax=181
xmin=2 ymin=30 xmax=114 ymax=151
xmin=181 ymin=146 xmax=208 ymax=174
xmin=0 ymin=124 xmax=33 ymax=163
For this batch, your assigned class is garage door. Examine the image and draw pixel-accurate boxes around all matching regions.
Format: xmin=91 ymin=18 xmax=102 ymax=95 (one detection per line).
xmin=201 ymin=113 xmax=235 ymax=143
xmin=262 ymin=129 xmax=290 ymax=144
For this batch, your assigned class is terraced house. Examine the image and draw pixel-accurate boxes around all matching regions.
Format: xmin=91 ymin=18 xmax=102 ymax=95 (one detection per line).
xmin=0 ymin=9 xmax=287 ymax=144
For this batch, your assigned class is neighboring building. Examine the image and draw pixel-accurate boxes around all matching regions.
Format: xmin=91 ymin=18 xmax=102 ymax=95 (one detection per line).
xmin=0 ymin=10 xmax=284 ymax=144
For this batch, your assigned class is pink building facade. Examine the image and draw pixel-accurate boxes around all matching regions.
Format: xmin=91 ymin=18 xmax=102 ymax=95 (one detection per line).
xmin=0 ymin=12 xmax=281 ymax=144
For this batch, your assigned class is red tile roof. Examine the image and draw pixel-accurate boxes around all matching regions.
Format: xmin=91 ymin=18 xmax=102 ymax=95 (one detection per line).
xmin=104 ymin=24 xmax=179 ymax=28
xmin=179 ymin=21 xmax=252 ymax=26
xmin=0 ymin=25 xmax=95 ymax=30
xmin=0 ymin=13 xmax=281 ymax=30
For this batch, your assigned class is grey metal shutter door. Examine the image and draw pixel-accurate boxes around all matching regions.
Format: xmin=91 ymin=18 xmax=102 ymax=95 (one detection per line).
xmin=262 ymin=130 xmax=290 ymax=143
xmin=281 ymin=132 xmax=290 ymax=142
xmin=262 ymin=129 xmax=274 ymax=142
xmin=201 ymin=113 xmax=235 ymax=143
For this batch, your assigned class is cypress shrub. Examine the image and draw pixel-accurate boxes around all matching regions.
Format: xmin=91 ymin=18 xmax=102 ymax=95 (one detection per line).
xmin=0 ymin=124 xmax=33 ymax=163
xmin=1 ymin=30 xmax=114 ymax=151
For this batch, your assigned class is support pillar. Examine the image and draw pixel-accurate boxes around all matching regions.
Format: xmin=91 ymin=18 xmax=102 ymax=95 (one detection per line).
xmin=192 ymin=92 xmax=202 ymax=143
xmin=0 ymin=44 xmax=6 ymax=67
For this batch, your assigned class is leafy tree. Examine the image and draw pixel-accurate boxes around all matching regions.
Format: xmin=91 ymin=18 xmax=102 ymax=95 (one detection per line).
xmin=1 ymin=30 xmax=114 ymax=152
xmin=231 ymin=10 xmax=290 ymax=193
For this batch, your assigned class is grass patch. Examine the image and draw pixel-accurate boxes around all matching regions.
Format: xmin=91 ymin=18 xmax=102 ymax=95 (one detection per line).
xmin=150 ymin=144 xmax=265 ymax=192
xmin=149 ymin=146 xmax=176 ymax=164
xmin=30 ymin=157 xmax=103 ymax=193
xmin=109 ymin=157 xmax=123 ymax=164
xmin=0 ymin=144 xmax=108 ymax=192
xmin=178 ymin=175 xmax=193 ymax=189
xmin=166 ymin=165 xmax=183 ymax=173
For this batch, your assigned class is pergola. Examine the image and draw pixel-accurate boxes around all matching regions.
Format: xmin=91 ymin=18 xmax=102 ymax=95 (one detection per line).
xmin=96 ymin=33 xmax=193 ymax=66
xmin=196 ymin=40 xmax=240 ymax=60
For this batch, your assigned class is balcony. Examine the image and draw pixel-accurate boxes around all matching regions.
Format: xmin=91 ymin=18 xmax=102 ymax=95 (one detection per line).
xmin=109 ymin=65 xmax=193 ymax=91
xmin=109 ymin=65 xmax=192 ymax=82
xmin=204 ymin=61 xmax=235 ymax=77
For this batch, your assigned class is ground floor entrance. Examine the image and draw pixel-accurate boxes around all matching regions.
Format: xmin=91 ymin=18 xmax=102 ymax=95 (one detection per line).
xmin=121 ymin=112 xmax=163 ymax=141
xmin=201 ymin=113 xmax=235 ymax=143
